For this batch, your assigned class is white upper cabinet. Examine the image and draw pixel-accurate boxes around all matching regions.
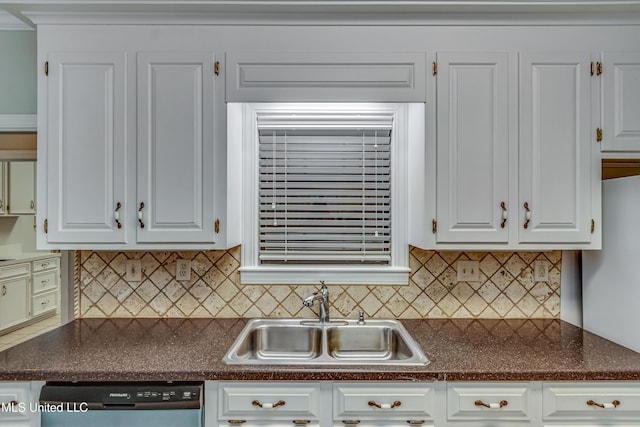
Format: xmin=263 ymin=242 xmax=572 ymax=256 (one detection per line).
xmin=436 ymin=52 xmax=511 ymax=243
xmin=39 ymin=39 xmax=225 ymax=249
xmin=45 ymin=52 xmax=127 ymax=244
xmin=226 ymin=52 xmax=426 ymax=102
xmin=600 ymin=52 xmax=640 ymax=153
xmin=8 ymin=161 xmax=36 ymax=214
xmin=519 ymin=52 xmax=593 ymax=244
xmin=136 ymin=52 xmax=217 ymax=243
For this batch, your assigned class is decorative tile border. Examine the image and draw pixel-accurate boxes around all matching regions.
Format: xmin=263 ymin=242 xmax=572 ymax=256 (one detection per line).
xmin=76 ymin=247 xmax=561 ymax=319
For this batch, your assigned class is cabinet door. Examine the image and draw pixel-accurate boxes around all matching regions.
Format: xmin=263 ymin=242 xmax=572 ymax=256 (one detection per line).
xmin=601 ymin=52 xmax=640 ymax=152
xmin=0 ymin=276 xmax=30 ymax=330
xmin=0 ymin=162 xmax=5 ymax=215
xmin=137 ymin=52 xmax=216 ymax=243
xmin=46 ymin=52 xmax=127 ymax=243
xmin=519 ymin=52 xmax=592 ymax=244
xmin=8 ymin=161 xmax=35 ymax=214
xmin=436 ymin=52 xmax=510 ymax=243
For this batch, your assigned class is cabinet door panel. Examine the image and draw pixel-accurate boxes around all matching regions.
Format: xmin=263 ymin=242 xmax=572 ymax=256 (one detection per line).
xmin=519 ymin=52 xmax=592 ymax=243
xmin=46 ymin=52 xmax=127 ymax=243
xmin=8 ymin=161 xmax=35 ymax=214
xmin=602 ymin=52 xmax=640 ymax=152
xmin=137 ymin=52 xmax=215 ymax=243
xmin=436 ymin=52 xmax=510 ymax=243
xmin=0 ymin=276 xmax=30 ymax=330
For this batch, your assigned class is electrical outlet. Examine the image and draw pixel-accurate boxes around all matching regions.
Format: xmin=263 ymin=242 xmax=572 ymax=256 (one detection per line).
xmin=457 ymin=260 xmax=479 ymax=282
xmin=534 ymin=260 xmax=549 ymax=282
xmin=176 ymin=259 xmax=191 ymax=281
xmin=125 ymin=260 xmax=142 ymax=282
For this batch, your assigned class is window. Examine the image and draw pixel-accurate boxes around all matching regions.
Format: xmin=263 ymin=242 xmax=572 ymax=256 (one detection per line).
xmin=239 ymin=103 xmax=412 ymax=284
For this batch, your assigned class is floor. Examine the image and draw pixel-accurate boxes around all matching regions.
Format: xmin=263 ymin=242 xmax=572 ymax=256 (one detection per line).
xmin=0 ymin=314 xmax=61 ymax=352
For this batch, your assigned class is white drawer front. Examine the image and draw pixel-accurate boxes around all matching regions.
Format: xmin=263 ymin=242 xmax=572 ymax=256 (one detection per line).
xmin=32 ymin=257 xmax=59 ymax=273
xmin=220 ymin=382 xmax=321 ymax=420
xmin=32 ymin=290 xmax=57 ymax=317
xmin=0 ymin=382 xmax=30 ymax=421
xmin=32 ymin=270 xmax=58 ymax=294
xmin=334 ymin=383 xmax=435 ymax=419
xmin=0 ymin=263 xmax=30 ymax=279
xmin=543 ymin=383 xmax=640 ymax=420
xmin=447 ymin=383 xmax=533 ymax=421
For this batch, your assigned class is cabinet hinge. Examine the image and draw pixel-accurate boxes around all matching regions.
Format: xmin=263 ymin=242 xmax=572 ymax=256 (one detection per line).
xmin=590 ymin=61 xmax=594 ymax=76
xmin=215 ymin=218 xmax=220 ymax=234
xmin=591 ymin=219 xmax=595 ymax=234
xmin=214 ymin=61 xmax=220 ymax=76
xmin=44 ymin=219 xmax=48 ymax=234
xmin=432 ymin=219 xmax=437 ymax=234
xmin=45 ymin=61 xmax=48 ymax=76
xmin=596 ymin=61 xmax=603 ymax=76
xmin=432 ymin=61 xmax=437 ymax=76
xmin=596 ymin=128 xmax=603 ymax=142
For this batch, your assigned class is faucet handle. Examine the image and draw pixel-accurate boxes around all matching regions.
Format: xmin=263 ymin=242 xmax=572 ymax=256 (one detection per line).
xmin=357 ymin=310 xmax=366 ymax=325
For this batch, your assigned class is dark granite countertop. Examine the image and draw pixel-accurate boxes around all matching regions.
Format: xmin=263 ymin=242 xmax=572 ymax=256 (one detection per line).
xmin=1 ymin=318 xmax=640 ymax=382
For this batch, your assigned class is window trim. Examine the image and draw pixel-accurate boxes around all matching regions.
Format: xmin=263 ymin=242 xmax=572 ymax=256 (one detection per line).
xmin=240 ymin=102 xmax=413 ymax=285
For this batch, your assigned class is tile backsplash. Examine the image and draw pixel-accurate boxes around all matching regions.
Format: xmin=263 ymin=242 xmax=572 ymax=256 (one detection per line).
xmin=76 ymin=246 xmax=561 ymax=319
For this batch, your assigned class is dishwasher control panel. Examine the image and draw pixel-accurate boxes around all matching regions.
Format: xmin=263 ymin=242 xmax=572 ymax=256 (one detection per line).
xmin=40 ymin=382 xmax=202 ymax=410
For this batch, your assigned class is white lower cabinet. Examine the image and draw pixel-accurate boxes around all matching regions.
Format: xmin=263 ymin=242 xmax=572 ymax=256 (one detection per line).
xmin=205 ymin=381 xmax=640 ymax=427
xmin=334 ymin=382 xmax=436 ymax=427
xmin=543 ymin=382 xmax=640 ymax=425
xmin=0 ymin=382 xmax=44 ymax=427
xmin=217 ymin=382 xmax=324 ymax=427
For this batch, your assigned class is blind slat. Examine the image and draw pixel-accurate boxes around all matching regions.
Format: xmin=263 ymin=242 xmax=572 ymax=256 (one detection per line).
xmin=257 ymin=111 xmax=392 ymax=265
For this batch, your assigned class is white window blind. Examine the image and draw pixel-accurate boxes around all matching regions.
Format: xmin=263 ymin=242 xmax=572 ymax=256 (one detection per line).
xmin=257 ymin=112 xmax=393 ymax=264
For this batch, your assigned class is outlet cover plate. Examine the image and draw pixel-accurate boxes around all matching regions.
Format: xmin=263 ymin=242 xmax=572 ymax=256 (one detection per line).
xmin=176 ymin=259 xmax=191 ymax=281
xmin=534 ymin=260 xmax=549 ymax=282
xmin=457 ymin=260 xmax=479 ymax=282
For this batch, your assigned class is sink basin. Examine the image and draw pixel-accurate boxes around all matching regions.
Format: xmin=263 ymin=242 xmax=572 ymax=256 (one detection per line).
xmin=223 ymin=318 xmax=429 ymax=366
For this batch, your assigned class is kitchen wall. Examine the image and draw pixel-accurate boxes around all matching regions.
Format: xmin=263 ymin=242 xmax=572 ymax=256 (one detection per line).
xmin=0 ymin=30 xmax=36 ymax=114
xmin=76 ymin=247 xmax=561 ymax=319
xmin=0 ymin=215 xmax=37 ymax=252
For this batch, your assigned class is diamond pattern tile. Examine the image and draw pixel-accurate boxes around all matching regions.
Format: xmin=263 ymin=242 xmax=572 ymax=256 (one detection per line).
xmin=77 ymin=247 xmax=562 ymax=319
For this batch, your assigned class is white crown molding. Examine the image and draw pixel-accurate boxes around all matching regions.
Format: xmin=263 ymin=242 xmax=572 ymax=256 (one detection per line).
xmin=6 ymin=1 xmax=640 ymax=25
xmin=0 ymin=114 xmax=37 ymax=132
xmin=0 ymin=9 xmax=32 ymax=29
xmin=19 ymin=10 xmax=640 ymax=25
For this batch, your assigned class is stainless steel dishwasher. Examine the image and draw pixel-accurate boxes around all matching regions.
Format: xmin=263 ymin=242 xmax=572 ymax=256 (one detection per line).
xmin=39 ymin=382 xmax=203 ymax=427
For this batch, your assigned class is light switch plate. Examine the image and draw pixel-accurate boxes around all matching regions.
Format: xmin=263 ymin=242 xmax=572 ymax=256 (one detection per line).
xmin=125 ymin=260 xmax=142 ymax=282
xmin=457 ymin=260 xmax=479 ymax=282
xmin=176 ymin=259 xmax=191 ymax=281
xmin=534 ymin=260 xmax=549 ymax=282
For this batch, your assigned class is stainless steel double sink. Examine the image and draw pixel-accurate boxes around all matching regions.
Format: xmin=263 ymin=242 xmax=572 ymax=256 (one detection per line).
xmin=223 ymin=318 xmax=429 ymax=366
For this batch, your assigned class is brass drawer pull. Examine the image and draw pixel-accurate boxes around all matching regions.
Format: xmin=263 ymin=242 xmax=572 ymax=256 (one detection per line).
xmin=228 ymin=420 xmax=246 ymax=424
xmin=587 ymin=399 xmax=620 ymax=409
xmin=368 ymin=400 xmax=401 ymax=409
xmin=343 ymin=421 xmax=360 ymax=425
xmin=475 ymin=399 xmax=508 ymax=409
xmin=252 ymin=399 xmax=285 ymax=409
xmin=406 ymin=421 xmax=425 ymax=425
xmin=292 ymin=420 xmax=311 ymax=425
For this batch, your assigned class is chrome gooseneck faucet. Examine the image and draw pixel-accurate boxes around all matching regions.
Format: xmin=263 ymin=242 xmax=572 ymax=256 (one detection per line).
xmin=303 ymin=281 xmax=330 ymax=323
